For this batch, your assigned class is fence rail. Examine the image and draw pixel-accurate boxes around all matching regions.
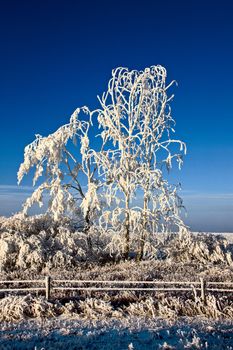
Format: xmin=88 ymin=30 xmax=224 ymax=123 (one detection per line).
xmin=1 ymin=277 xmax=233 ymax=301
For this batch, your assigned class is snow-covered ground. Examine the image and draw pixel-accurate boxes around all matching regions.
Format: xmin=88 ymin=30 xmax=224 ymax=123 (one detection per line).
xmin=1 ymin=316 xmax=233 ymax=350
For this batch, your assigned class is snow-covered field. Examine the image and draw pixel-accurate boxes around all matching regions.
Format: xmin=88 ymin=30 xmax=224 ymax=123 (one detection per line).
xmin=1 ymin=317 xmax=233 ymax=350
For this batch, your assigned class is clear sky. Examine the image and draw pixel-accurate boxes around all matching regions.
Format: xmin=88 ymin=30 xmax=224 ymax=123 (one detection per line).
xmin=0 ymin=0 xmax=233 ymax=231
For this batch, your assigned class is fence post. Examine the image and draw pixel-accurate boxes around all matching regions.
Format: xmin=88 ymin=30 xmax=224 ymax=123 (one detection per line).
xmin=45 ymin=276 xmax=51 ymax=300
xmin=200 ymin=277 xmax=206 ymax=304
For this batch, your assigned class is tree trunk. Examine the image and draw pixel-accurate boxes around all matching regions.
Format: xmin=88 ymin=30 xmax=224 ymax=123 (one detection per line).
xmin=84 ymin=207 xmax=92 ymax=253
xmin=124 ymin=194 xmax=130 ymax=260
xmin=136 ymin=195 xmax=148 ymax=261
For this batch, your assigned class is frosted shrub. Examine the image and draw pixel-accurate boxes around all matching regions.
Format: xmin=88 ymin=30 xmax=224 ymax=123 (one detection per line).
xmin=0 ymin=215 xmax=89 ymax=272
xmin=63 ymin=300 xmax=79 ymax=316
xmin=124 ymin=297 xmax=156 ymax=318
xmin=120 ymin=294 xmax=233 ymax=319
xmin=16 ymin=238 xmax=45 ymax=271
xmin=52 ymin=250 xmax=74 ymax=268
xmin=1 ymin=212 xmax=232 ymax=272
xmin=79 ymin=298 xmax=113 ymax=319
xmin=0 ymin=235 xmax=17 ymax=271
xmin=161 ymin=231 xmax=233 ymax=265
xmin=0 ymin=295 xmax=62 ymax=322
xmin=0 ymin=213 xmax=63 ymax=235
xmin=2 ymin=292 xmax=233 ymax=322
xmin=0 ymin=295 xmax=31 ymax=322
xmin=30 ymin=296 xmax=62 ymax=318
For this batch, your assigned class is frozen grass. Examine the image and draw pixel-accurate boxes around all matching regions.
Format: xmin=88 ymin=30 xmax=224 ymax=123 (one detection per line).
xmin=2 ymin=291 xmax=233 ymax=323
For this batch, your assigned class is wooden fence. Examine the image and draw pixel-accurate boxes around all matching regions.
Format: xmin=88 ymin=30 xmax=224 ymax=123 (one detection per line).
xmin=1 ymin=277 xmax=233 ymax=302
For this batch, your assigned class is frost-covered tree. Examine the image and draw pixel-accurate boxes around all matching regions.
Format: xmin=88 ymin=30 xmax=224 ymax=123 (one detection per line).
xmin=17 ymin=107 xmax=100 ymax=250
xmin=18 ymin=65 xmax=186 ymax=261
xmin=95 ymin=66 xmax=186 ymax=259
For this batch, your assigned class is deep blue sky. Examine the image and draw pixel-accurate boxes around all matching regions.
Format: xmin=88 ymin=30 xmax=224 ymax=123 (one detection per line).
xmin=0 ymin=0 xmax=233 ymax=231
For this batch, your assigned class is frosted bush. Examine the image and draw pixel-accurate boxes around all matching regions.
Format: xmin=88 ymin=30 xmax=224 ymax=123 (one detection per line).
xmin=30 ymin=296 xmax=62 ymax=318
xmin=0 ymin=295 xmax=62 ymax=322
xmin=63 ymin=300 xmax=79 ymax=316
xmin=0 ymin=235 xmax=17 ymax=271
xmin=79 ymin=298 xmax=113 ymax=319
xmin=162 ymin=231 xmax=233 ymax=265
xmin=124 ymin=297 xmax=156 ymax=318
xmin=0 ymin=213 xmax=63 ymax=235
xmin=0 ymin=295 xmax=31 ymax=322
xmin=16 ymin=235 xmax=46 ymax=271
xmin=120 ymin=294 xmax=233 ymax=319
xmin=1 ymin=292 xmax=233 ymax=323
xmin=0 ymin=214 xmax=89 ymax=272
xmin=0 ymin=212 xmax=232 ymax=273
xmin=52 ymin=250 xmax=74 ymax=268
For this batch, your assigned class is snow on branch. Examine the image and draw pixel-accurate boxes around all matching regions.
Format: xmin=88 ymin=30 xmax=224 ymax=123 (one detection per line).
xmin=17 ymin=107 xmax=100 ymax=226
